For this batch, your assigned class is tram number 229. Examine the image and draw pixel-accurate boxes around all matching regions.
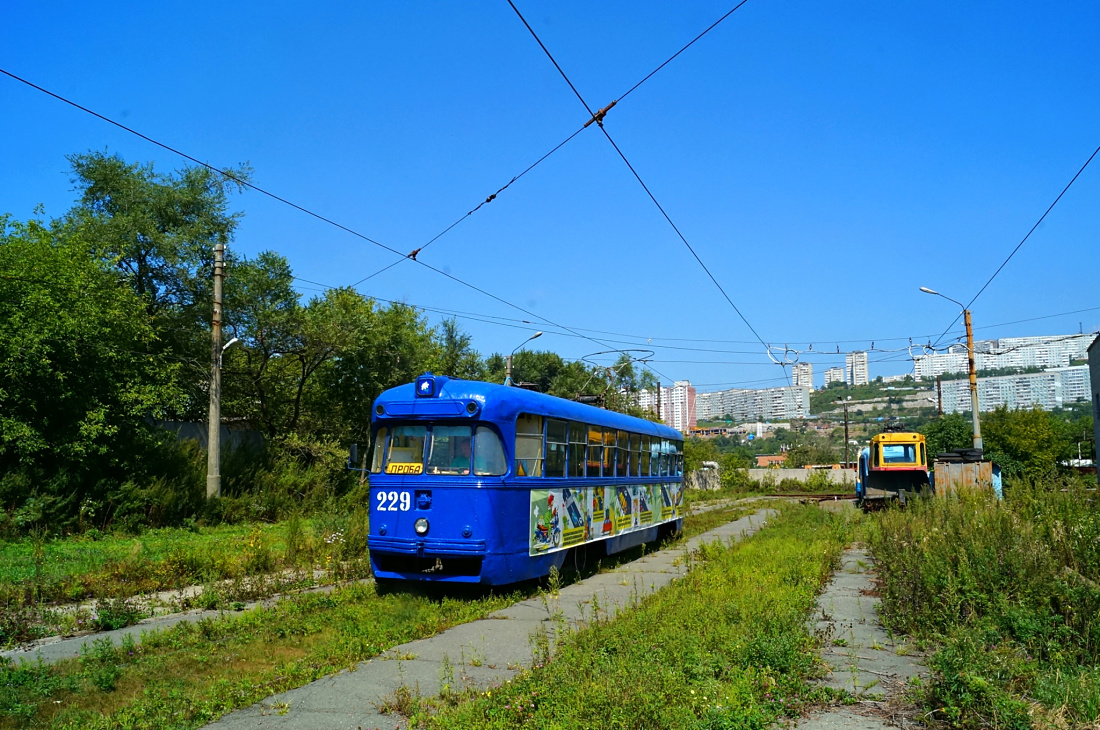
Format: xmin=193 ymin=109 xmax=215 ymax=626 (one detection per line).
xmin=376 ymin=491 xmax=411 ymax=512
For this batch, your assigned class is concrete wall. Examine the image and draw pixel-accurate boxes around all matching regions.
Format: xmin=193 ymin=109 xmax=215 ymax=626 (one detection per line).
xmin=748 ymin=468 xmax=856 ymax=486
xmin=157 ymin=421 xmax=264 ymax=452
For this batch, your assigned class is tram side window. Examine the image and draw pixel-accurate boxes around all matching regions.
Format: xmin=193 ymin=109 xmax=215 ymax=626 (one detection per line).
xmin=675 ymin=441 xmax=684 ymax=477
xmin=650 ymin=438 xmax=661 ymax=476
xmin=473 ymin=426 xmax=507 ymax=476
xmin=872 ymin=445 xmax=880 ymax=467
xmin=920 ymin=443 xmax=926 ymax=466
xmin=615 ymin=431 xmax=629 ymax=476
xmin=385 ymin=426 xmax=426 ymax=473
xmin=427 ymin=425 xmax=473 ymax=475
xmin=545 ymin=419 xmax=568 ymax=477
xmin=660 ymin=440 xmax=671 ymax=477
xmin=370 ymin=427 xmax=387 ymax=474
xmin=603 ymin=429 xmax=616 ymax=476
xmin=640 ymin=436 xmax=651 ymax=476
xmin=515 ymin=414 xmax=544 ymax=477
xmin=629 ymin=434 xmax=640 ymax=476
xmin=568 ymin=422 xmax=586 ymax=477
xmin=587 ymin=425 xmax=604 ymax=477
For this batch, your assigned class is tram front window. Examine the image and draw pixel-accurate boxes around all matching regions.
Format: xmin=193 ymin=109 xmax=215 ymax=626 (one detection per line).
xmin=427 ymin=425 xmax=473 ymax=475
xmin=882 ymin=444 xmax=916 ymax=464
xmin=385 ymin=426 xmax=427 ymax=474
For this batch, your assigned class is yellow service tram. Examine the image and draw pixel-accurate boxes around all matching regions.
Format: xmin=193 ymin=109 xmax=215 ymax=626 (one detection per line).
xmin=855 ymin=425 xmax=931 ymax=508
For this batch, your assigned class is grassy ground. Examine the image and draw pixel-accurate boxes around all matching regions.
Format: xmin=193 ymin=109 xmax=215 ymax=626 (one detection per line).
xmin=0 ymin=502 xmax=761 ymax=728
xmin=0 ymin=583 xmax=522 ymax=729
xmin=2 ymin=495 xmax=755 ymax=647
xmin=0 ymin=507 xmax=370 ymax=646
xmin=420 ymin=504 xmax=853 ymax=729
xmin=869 ymin=476 xmax=1100 ymax=728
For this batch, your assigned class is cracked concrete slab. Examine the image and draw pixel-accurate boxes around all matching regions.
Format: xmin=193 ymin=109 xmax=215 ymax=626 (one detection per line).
xmin=205 ymin=508 xmax=776 ymax=729
xmin=796 ymin=546 xmax=927 ymax=730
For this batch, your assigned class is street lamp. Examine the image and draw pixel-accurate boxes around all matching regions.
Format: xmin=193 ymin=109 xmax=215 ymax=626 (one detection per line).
xmin=505 ymin=331 xmax=543 ymax=386
xmin=919 ymin=287 xmax=982 ymax=451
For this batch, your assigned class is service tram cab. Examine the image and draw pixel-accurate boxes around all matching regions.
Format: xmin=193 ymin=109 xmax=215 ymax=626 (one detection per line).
xmin=855 ymin=425 xmax=931 ymax=509
xmin=363 ymin=374 xmax=685 ymax=586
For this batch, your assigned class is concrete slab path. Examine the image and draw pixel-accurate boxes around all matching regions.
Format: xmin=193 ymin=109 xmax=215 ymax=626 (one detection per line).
xmin=796 ymin=547 xmax=927 ymax=730
xmin=204 ymin=508 xmax=777 ymax=730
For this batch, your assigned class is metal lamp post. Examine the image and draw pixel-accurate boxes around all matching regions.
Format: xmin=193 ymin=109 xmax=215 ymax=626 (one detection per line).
xmin=919 ymin=287 xmax=983 ymax=451
xmin=505 ymin=331 xmax=542 ymax=386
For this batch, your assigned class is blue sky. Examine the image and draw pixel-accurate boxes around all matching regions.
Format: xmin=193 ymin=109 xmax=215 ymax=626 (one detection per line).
xmin=3 ymin=1 xmax=1098 ymax=392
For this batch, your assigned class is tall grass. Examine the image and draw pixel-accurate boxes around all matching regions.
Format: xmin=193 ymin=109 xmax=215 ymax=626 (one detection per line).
xmin=870 ymin=475 xmax=1100 ymax=727
xmin=427 ymin=505 xmax=852 ymax=730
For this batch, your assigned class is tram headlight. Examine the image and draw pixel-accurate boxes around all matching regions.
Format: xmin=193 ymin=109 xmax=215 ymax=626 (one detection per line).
xmin=414 ymin=518 xmax=429 ymax=536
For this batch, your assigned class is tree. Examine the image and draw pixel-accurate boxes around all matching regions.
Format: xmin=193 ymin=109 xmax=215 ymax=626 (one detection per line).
xmin=983 ymin=406 xmax=1065 ymax=479
xmin=919 ymin=413 xmax=973 ymax=458
xmin=62 ymin=151 xmax=250 ymax=419
xmin=319 ymin=301 xmax=440 ymax=446
xmin=64 ymin=152 xmax=249 ymax=317
xmin=434 ymin=318 xmax=485 ymax=380
xmin=0 ymin=215 xmax=188 ymax=526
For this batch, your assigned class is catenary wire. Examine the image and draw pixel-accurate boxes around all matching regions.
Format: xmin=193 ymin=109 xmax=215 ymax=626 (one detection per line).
xmin=352 ymin=0 xmax=753 ymax=286
xmin=505 ymin=0 xmax=778 ymax=384
xmin=929 ymin=141 xmax=1100 ymax=349
xmin=294 ymin=272 xmax=1100 ymax=362
xmin=0 ymin=68 xmax=405 ymax=261
xmin=0 ymin=67 xmax=674 ymax=385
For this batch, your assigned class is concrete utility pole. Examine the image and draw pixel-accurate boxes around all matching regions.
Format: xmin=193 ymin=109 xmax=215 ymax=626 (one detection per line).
xmin=920 ymin=287 xmax=983 ymax=451
xmin=206 ymin=242 xmax=225 ymax=499
xmin=963 ymin=308 xmax=983 ymax=450
xmin=837 ymin=397 xmax=851 ymax=468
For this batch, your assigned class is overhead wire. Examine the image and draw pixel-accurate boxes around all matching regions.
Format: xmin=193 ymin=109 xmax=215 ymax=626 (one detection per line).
xmin=292 ymin=271 xmax=1100 ymax=365
xmin=929 ymin=141 xmax=1100 ymax=349
xmin=505 ymin=0 xmax=780 ymax=384
xmin=0 ymin=68 xmax=405 ymax=261
xmin=350 ymin=0 xmax=754 ymax=289
xmin=0 ymin=66 xmax=675 ymax=386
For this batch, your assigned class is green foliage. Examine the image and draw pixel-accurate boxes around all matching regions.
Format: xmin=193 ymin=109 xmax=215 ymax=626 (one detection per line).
xmin=919 ymin=412 xmax=973 ymax=458
xmin=982 ymin=405 xmax=1068 ymax=479
xmin=0 ymin=215 xmax=201 ymax=532
xmin=429 ymin=506 xmax=850 ymax=730
xmin=870 ymin=474 xmax=1100 ymax=726
xmin=0 ymin=580 xmax=522 ymax=727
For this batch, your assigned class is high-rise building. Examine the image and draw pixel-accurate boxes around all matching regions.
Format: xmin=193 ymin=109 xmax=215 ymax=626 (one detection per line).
xmin=792 ymin=362 xmax=813 ymax=389
xmin=666 ymin=381 xmax=697 ymax=432
xmin=1089 ymin=336 xmax=1100 ymax=463
xmin=689 ymin=385 xmax=810 ymax=423
xmin=637 ymin=381 xmax=697 ymax=431
xmin=846 ymin=351 xmax=869 ymax=386
xmin=824 ymin=367 xmax=845 ymax=386
xmin=912 ymin=334 xmax=1091 ymax=379
xmin=938 ymin=366 xmax=1090 ymax=413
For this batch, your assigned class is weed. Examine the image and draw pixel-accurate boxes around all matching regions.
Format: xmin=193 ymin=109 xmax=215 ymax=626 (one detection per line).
xmin=870 ymin=473 xmax=1100 ymax=725
xmin=431 ymin=505 xmax=849 ymax=729
xmin=377 ymin=683 xmax=423 ymax=717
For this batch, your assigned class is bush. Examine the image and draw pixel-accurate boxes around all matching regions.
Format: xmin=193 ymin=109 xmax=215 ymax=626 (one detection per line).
xmin=870 ymin=474 xmax=1100 ymax=725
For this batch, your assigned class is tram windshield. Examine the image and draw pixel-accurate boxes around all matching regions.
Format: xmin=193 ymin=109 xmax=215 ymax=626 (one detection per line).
xmin=881 ymin=444 xmax=917 ymax=464
xmin=376 ymin=424 xmax=506 ymax=476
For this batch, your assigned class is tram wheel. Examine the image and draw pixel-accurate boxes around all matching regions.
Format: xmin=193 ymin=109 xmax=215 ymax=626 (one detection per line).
xmin=572 ymin=545 xmax=588 ymax=574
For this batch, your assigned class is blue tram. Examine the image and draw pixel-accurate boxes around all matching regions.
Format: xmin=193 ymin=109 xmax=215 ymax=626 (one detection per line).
xmin=364 ymin=373 xmax=685 ymax=585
